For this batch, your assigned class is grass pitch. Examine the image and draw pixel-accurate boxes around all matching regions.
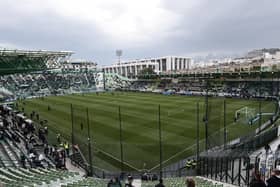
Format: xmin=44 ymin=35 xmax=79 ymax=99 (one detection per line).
xmin=17 ymin=92 xmax=276 ymax=172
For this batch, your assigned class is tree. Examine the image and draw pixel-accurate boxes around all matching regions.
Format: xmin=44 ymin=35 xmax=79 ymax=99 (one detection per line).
xmin=272 ymin=64 xmax=278 ymax=71
xmin=139 ymin=67 xmax=156 ymax=76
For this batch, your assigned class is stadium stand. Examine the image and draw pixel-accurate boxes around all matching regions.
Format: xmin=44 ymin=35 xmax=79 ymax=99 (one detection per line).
xmin=0 ymin=72 xmax=100 ymax=99
xmin=127 ymin=76 xmax=279 ymax=100
xmin=140 ymin=176 xmax=226 ymax=187
xmin=0 ymin=72 xmax=135 ymax=100
xmin=104 ymin=73 xmax=132 ymax=90
xmin=0 ymin=102 xmax=90 ymax=187
xmin=0 ymin=167 xmax=82 ymax=186
xmin=1 ymin=71 xmax=277 ymax=102
xmin=58 ymin=176 xmax=227 ymax=187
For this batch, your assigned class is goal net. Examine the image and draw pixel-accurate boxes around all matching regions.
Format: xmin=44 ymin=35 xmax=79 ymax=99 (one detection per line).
xmin=235 ymin=106 xmax=256 ymax=124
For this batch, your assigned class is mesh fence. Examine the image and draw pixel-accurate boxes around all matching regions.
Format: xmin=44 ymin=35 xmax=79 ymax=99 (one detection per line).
xmin=14 ymin=86 xmax=279 ymax=176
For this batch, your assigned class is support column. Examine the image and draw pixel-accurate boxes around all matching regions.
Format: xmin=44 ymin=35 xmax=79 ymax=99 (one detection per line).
xmin=170 ymin=57 xmax=173 ymax=71
xmin=160 ymin=59 xmax=163 ymax=73
xmin=117 ymin=67 xmax=120 ymax=74
xmin=166 ymin=57 xmax=170 ymax=71
xmin=120 ymin=66 xmax=123 ymax=75
xmin=135 ymin=65 xmax=138 ymax=76
xmin=140 ymin=64 xmax=143 ymax=74
xmin=130 ymin=66 xmax=133 ymax=77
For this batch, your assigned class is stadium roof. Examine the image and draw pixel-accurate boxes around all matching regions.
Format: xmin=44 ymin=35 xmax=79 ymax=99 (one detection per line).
xmin=0 ymin=48 xmax=73 ymax=57
xmin=0 ymin=49 xmax=74 ymax=75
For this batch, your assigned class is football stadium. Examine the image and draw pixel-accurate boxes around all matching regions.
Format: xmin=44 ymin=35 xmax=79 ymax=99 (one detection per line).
xmin=1 ymin=1 xmax=280 ymax=186
xmin=1 ymin=47 xmax=280 ymax=187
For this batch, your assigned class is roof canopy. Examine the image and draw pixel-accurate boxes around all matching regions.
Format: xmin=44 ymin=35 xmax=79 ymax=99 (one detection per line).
xmin=0 ymin=49 xmax=74 ymax=75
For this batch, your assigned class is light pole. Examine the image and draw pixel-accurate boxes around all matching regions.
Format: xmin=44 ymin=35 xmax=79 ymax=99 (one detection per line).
xmin=116 ymin=50 xmax=122 ymax=75
xmin=118 ymin=106 xmax=124 ymax=173
xmin=258 ymin=70 xmax=262 ymax=134
xmin=86 ymin=108 xmax=93 ymax=176
xmin=158 ymin=104 xmax=163 ymax=180
xmin=116 ymin=50 xmax=122 ymax=65
xmin=272 ymin=71 xmax=274 ymax=97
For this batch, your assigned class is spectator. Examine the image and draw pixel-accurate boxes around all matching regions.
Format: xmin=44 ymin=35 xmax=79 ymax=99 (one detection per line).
xmin=44 ymin=126 xmax=48 ymax=135
xmin=0 ymin=130 xmax=3 ymax=140
xmin=152 ymin=174 xmax=158 ymax=181
xmin=186 ymin=178 xmax=195 ymax=187
xmin=107 ymin=179 xmax=113 ymax=187
xmin=265 ymin=144 xmax=272 ymax=155
xmin=36 ymin=113 xmax=39 ymax=120
xmin=43 ymin=144 xmax=48 ymax=154
xmin=267 ymin=166 xmax=280 ymax=187
xmin=38 ymin=153 xmax=44 ymax=162
xmin=125 ymin=175 xmax=134 ymax=187
xmin=64 ymin=142 xmax=69 ymax=156
xmin=108 ymin=177 xmax=122 ymax=187
xmin=57 ymin=133 xmax=61 ymax=144
xmin=155 ymin=179 xmax=165 ymax=187
xmin=250 ymin=172 xmax=266 ymax=187
xmin=141 ymin=173 xmax=148 ymax=181
xmin=29 ymin=152 xmax=36 ymax=162
xmin=20 ymin=153 xmax=26 ymax=168
xmin=274 ymin=144 xmax=280 ymax=166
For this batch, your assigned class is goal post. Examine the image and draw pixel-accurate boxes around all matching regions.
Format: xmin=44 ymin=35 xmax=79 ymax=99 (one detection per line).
xmin=235 ymin=106 xmax=256 ymax=123
xmin=235 ymin=107 xmax=247 ymax=119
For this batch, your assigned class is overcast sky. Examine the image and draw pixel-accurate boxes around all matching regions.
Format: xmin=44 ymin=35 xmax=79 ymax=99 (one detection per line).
xmin=0 ymin=0 xmax=280 ymax=65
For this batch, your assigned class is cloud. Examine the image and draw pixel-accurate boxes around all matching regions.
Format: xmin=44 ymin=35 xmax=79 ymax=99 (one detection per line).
xmin=0 ymin=0 xmax=280 ymax=65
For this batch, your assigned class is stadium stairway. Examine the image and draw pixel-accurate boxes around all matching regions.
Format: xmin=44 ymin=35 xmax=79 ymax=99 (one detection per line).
xmin=0 ymin=139 xmax=20 ymax=167
xmin=1 ymin=129 xmax=33 ymax=167
xmin=3 ymin=138 xmax=21 ymax=166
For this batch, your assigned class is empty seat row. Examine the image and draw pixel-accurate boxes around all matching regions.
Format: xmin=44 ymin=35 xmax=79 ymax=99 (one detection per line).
xmin=141 ymin=177 xmax=224 ymax=187
xmin=0 ymin=167 xmax=81 ymax=187
xmin=60 ymin=176 xmax=224 ymax=187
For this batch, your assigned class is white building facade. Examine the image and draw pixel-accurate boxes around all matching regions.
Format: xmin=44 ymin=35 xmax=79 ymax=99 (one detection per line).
xmin=103 ymin=56 xmax=192 ymax=77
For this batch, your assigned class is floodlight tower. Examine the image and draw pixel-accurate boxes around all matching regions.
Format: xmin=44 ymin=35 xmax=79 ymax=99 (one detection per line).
xmin=116 ymin=49 xmax=123 ymax=65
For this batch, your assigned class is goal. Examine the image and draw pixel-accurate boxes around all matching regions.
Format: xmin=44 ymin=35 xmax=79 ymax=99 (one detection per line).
xmin=235 ymin=107 xmax=256 ymax=123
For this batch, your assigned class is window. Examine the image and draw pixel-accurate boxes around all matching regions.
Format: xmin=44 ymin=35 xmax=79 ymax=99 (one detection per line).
xmin=132 ymin=66 xmax=135 ymax=74
xmin=122 ymin=67 xmax=126 ymax=76
xmin=157 ymin=60 xmax=161 ymax=71
xmin=162 ymin=58 xmax=167 ymax=71
xmin=127 ymin=67 xmax=130 ymax=74
xmin=179 ymin=59 xmax=181 ymax=70
xmin=171 ymin=58 xmax=173 ymax=70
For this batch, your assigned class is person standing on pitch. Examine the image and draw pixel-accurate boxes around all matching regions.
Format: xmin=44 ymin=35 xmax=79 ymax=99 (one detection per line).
xmin=155 ymin=179 xmax=165 ymax=187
